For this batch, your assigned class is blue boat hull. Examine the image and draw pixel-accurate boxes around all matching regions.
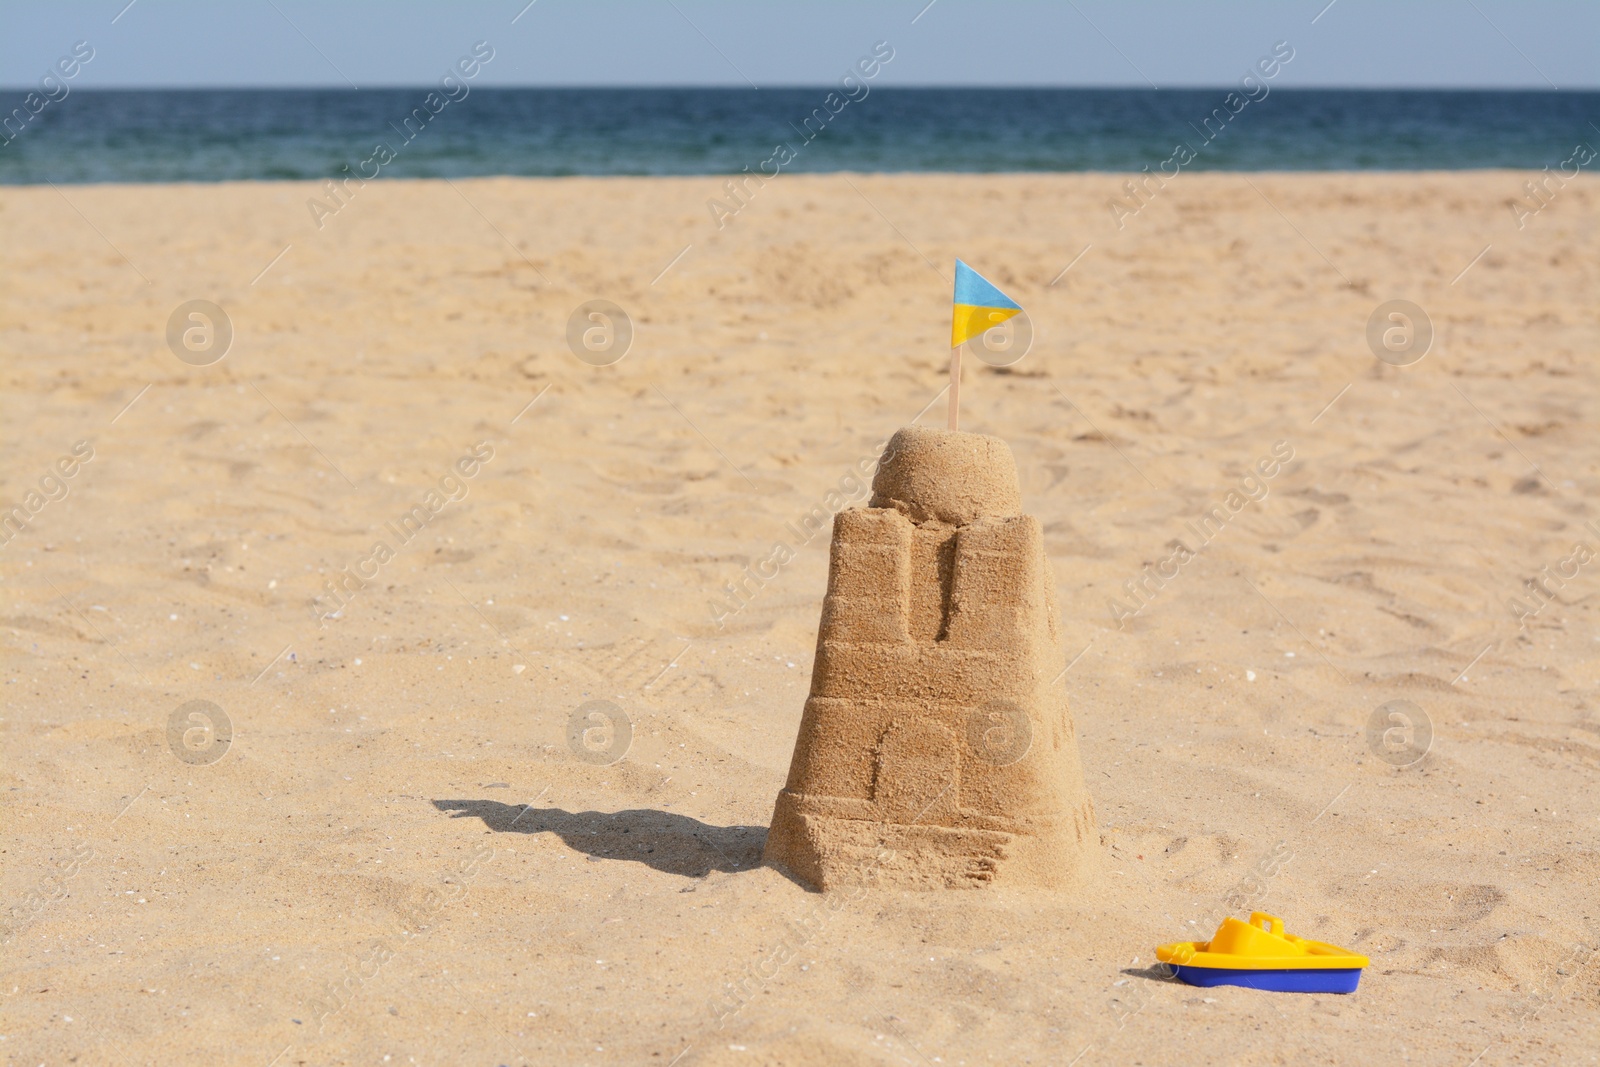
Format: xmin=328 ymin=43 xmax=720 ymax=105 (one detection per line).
xmin=1168 ymin=965 xmax=1362 ymax=993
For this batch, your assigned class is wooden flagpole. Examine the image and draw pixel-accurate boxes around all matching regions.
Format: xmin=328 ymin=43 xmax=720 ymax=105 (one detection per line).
xmin=948 ymin=345 xmax=961 ymax=430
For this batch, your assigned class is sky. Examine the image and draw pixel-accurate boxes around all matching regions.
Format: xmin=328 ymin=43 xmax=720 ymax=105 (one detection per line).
xmin=0 ymin=0 xmax=1594 ymax=90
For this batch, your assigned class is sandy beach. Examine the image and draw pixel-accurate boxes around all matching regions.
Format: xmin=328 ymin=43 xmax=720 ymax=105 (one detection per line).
xmin=1 ymin=170 xmax=1596 ymax=1065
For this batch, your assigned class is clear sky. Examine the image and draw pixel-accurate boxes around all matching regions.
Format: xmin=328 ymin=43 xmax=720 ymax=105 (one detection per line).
xmin=1 ymin=0 xmax=1594 ymax=90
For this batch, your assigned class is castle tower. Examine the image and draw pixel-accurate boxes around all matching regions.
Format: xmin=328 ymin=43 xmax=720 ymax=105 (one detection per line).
xmin=764 ymin=426 xmax=1096 ymax=890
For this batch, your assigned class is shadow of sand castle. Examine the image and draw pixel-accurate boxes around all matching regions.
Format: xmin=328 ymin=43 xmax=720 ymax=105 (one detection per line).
xmin=433 ymin=800 xmax=766 ymax=878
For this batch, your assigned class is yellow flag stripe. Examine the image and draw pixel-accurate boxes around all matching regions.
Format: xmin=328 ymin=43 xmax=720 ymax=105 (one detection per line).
xmin=951 ymin=303 xmax=1021 ymax=348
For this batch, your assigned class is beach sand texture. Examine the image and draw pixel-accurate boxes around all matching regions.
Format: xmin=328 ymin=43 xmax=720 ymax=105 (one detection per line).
xmin=1 ymin=172 xmax=1597 ymax=1065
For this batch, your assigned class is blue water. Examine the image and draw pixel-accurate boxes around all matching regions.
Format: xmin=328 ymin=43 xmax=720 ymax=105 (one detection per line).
xmin=2 ymin=88 xmax=1595 ymax=183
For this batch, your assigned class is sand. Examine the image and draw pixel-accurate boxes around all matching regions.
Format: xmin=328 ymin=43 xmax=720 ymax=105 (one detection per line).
xmin=1 ymin=171 xmax=1596 ymax=1065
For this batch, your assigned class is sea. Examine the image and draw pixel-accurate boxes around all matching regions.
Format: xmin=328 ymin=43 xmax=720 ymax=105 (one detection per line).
xmin=1 ymin=88 xmax=1595 ymax=184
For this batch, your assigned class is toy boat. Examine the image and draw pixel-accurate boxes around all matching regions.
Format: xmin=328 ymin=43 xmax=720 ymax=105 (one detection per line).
xmin=1155 ymin=911 xmax=1369 ymax=993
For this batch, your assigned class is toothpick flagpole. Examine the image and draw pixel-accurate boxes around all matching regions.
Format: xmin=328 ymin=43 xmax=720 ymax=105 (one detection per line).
xmin=948 ymin=345 xmax=961 ymax=430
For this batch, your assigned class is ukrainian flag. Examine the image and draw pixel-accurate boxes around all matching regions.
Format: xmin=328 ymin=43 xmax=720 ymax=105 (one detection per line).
xmin=951 ymin=260 xmax=1022 ymax=348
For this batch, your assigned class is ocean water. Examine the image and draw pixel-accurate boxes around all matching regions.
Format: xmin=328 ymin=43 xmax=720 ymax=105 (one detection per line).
xmin=1 ymin=88 xmax=1595 ymax=184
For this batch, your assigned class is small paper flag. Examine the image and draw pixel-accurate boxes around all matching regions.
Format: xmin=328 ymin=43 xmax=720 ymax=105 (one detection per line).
xmin=951 ymin=259 xmax=1022 ymax=348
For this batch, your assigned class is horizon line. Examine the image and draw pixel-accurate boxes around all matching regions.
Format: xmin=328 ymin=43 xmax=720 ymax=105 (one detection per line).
xmin=2 ymin=83 xmax=1594 ymax=93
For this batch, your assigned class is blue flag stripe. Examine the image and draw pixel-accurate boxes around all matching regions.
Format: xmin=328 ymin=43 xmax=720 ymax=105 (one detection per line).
xmin=953 ymin=259 xmax=1021 ymax=310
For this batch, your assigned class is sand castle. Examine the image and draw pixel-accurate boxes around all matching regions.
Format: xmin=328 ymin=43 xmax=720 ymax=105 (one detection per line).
xmin=765 ymin=426 xmax=1096 ymax=890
